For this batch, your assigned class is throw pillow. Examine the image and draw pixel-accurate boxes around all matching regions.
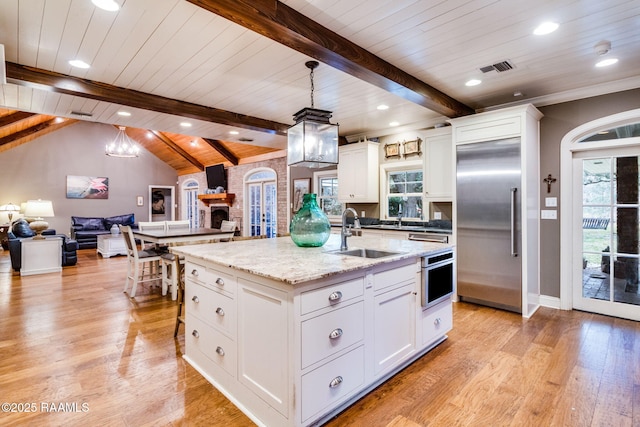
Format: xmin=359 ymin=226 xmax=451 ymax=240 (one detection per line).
xmin=12 ymin=219 xmax=36 ymax=238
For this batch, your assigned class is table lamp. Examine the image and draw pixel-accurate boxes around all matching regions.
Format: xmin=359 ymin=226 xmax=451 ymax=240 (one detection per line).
xmin=23 ymin=199 xmax=55 ymax=239
xmin=0 ymin=203 xmax=20 ymax=224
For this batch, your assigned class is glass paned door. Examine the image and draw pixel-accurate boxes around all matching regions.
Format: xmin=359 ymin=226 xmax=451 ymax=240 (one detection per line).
xmin=247 ymin=180 xmax=277 ymax=238
xmin=578 ymin=153 xmax=640 ymax=320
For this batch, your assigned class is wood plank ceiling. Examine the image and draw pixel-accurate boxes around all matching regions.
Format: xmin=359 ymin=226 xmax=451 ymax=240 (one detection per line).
xmin=0 ymin=0 xmax=639 ymax=175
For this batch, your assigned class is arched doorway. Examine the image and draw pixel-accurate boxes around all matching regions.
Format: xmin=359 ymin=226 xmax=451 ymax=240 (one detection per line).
xmin=181 ymin=179 xmax=200 ymax=228
xmin=244 ymin=168 xmax=277 ymax=238
xmin=560 ymin=108 xmax=640 ymax=320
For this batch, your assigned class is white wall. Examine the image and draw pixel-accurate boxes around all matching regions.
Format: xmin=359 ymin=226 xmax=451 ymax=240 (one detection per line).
xmin=0 ymin=121 xmax=177 ymax=236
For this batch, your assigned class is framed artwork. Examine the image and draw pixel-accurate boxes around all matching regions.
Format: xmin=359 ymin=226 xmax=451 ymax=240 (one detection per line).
xmin=136 ymin=196 xmax=144 ymax=206
xmin=384 ymin=142 xmax=401 ymax=159
xmin=293 ymin=178 xmax=311 ymax=212
xmin=403 ymin=138 xmax=422 ymax=157
xmin=66 ymin=175 xmax=109 ymax=199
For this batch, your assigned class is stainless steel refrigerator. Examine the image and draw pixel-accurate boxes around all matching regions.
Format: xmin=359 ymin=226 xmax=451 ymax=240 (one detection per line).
xmin=456 ymin=137 xmax=522 ymax=313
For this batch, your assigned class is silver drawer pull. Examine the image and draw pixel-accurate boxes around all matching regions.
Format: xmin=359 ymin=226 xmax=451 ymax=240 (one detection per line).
xmin=192 ymin=296 xmax=200 ymax=303
xmin=434 ymin=317 xmax=441 ymax=326
xmin=329 ymin=328 xmax=343 ymax=339
xmin=216 ymin=346 xmax=225 ymax=356
xmin=191 ymin=330 xmax=199 ymax=338
xmin=328 ymin=291 xmax=343 ymax=302
xmin=191 ymin=269 xmax=199 ymax=276
xmin=215 ymin=278 xmax=224 ymax=286
xmin=215 ymin=307 xmax=225 ymax=316
xmin=329 ymin=376 xmax=343 ymax=388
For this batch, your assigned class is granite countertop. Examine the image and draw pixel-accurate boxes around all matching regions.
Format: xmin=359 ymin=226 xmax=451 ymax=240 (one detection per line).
xmin=331 ymin=218 xmax=452 ymax=235
xmin=171 ymin=234 xmax=453 ymax=285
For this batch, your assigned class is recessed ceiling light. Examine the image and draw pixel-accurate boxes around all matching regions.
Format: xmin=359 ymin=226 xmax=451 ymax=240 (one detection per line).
xmin=465 ymin=79 xmax=482 ymax=87
xmin=68 ymin=59 xmax=90 ymax=69
xmin=533 ymin=21 xmax=559 ymax=35
xmin=190 ymin=140 xmax=198 ymax=146
xmin=117 ymin=111 xmax=131 ymax=117
xmin=180 ymin=122 xmax=192 ymax=128
xmin=389 ymin=121 xmax=399 ymax=127
xmin=595 ymin=58 xmax=618 ymax=67
xmin=92 ymin=0 xmax=120 ymax=12
xmin=229 ymin=130 xmax=239 ymax=135
xmin=377 ymin=104 xmax=389 ymax=110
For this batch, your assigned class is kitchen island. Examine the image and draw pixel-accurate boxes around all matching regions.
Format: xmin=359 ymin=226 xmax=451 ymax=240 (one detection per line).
xmin=171 ymin=234 xmax=454 ymax=426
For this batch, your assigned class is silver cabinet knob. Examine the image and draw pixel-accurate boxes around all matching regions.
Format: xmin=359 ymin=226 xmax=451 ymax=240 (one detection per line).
xmin=434 ymin=317 xmax=441 ymax=326
xmin=328 ymin=291 xmax=343 ymax=302
xmin=215 ymin=277 xmax=224 ymax=286
xmin=191 ymin=269 xmax=199 ymax=276
xmin=329 ymin=376 xmax=343 ymax=388
xmin=192 ymin=296 xmax=199 ymax=303
xmin=215 ymin=307 xmax=225 ymax=316
xmin=191 ymin=330 xmax=199 ymax=338
xmin=329 ymin=328 xmax=343 ymax=339
xmin=216 ymin=346 xmax=225 ymax=356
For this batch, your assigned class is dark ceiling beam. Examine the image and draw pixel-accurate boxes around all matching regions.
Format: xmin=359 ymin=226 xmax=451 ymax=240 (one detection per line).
xmin=0 ymin=111 xmax=37 ymax=128
xmin=0 ymin=118 xmax=69 ymax=147
xmin=5 ymin=62 xmax=290 ymax=136
xmin=187 ymin=0 xmax=474 ymax=118
xmin=203 ymin=138 xmax=239 ymax=165
xmin=150 ymin=130 xmax=205 ymax=171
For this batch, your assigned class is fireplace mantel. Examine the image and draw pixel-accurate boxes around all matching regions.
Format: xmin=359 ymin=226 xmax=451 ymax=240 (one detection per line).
xmin=198 ymin=193 xmax=235 ymax=206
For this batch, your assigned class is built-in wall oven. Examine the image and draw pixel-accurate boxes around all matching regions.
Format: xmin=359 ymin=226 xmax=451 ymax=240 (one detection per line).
xmin=421 ymin=249 xmax=454 ymax=309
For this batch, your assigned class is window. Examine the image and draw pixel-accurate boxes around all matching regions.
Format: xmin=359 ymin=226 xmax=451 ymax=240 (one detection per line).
xmin=386 ymin=169 xmax=423 ymax=220
xmin=182 ymin=179 xmax=200 ymax=228
xmin=314 ymin=170 xmax=343 ymax=219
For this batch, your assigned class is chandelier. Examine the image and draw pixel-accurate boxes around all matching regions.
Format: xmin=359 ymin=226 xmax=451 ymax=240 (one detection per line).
xmin=105 ymin=126 xmax=140 ymax=158
xmin=287 ymin=61 xmax=339 ymax=168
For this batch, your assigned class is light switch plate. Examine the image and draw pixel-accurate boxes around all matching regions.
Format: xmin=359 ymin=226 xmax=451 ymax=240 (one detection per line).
xmin=434 ymin=212 xmax=442 ymax=220
xmin=545 ymin=197 xmax=558 ymax=207
xmin=541 ymin=210 xmax=557 ymax=220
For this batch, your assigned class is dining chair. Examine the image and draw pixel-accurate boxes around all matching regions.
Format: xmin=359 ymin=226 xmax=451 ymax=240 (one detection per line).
xmin=165 ymin=220 xmax=191 ymax=230
xmin=120 ymin=225 xmax=162 ymax=298
xmin=220 ymin=220 xmax=237 ymax=232
xmin=137 ymin=221 xmax=167 ymax=250
xmin=160 ymin=220 xmax=189 ymax=299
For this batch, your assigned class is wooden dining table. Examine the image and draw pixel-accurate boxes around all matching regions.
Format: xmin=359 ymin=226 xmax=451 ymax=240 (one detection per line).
xmin=132 ymin=227 xmax=235 ymax=246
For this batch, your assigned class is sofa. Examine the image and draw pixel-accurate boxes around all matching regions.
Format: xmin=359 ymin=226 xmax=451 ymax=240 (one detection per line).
xmin=8 ymin=218 xmax=79 ymax=272
xmin=71 ymin=213 xmax=137 ymax=249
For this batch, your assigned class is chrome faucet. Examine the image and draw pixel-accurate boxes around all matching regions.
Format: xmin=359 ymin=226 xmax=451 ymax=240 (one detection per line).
xmin=340 ymin=208 xmax=359 ymax=251
xmin=397 ymin=204 xmax=403 ymax=228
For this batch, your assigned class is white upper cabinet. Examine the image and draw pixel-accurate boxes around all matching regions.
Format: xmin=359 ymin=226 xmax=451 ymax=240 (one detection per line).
xmin=338 ymin=141 xmax=379 ymax=203
xmin=423 ymin=127 xmax=453 ymax=200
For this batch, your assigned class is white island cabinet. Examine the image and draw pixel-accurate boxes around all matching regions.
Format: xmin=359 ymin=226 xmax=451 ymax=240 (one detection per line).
xmin=172 ymin=235 xmax=453 ymax=427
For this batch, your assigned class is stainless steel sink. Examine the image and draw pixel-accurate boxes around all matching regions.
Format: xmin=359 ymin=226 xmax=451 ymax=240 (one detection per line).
xmin=327 ymin=248 xmax=404 ymax=258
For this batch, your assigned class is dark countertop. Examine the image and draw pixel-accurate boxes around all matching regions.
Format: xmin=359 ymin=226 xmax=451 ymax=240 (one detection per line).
xmin=331 ymin=218 xmax=452 ymax=235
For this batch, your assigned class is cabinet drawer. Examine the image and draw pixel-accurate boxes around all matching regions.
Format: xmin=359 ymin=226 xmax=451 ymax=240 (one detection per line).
xmin=421 ymin=300 xmax=453 ymax=346
xmin=373 ymin=262 xmax=415 ymax=292
xmin=186 ymin=314 xmax=237 ymax=377
xmin=185 ymin=281 xmax=236 ymax=338
xmin=186 ymin=261 xmax=236 ymax=297
xmin=301 ymin=345 xmax=365 ymax=422
xmin=300 ymin=277 xmax=364 ymax=315
xmin=301 ymin=301 xmax=364 ymax=368
xmin=454 ymin=116 xmax=521 ymax=143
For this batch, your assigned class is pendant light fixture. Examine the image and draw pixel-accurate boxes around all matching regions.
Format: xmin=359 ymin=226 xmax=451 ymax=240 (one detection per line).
xmin=105 ymin=126 xmax=140 ymax=158
xmin=287 ymin=61 xmax=339 ymax=168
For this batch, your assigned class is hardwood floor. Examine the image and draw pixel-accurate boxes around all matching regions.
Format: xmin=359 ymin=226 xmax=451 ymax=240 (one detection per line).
xmin=1 ymin=248 xmax=639 ymax=426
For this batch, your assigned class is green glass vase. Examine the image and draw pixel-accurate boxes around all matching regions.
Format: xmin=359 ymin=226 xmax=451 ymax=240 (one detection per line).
xmin=290 ymin=193 xmax=331 ymax=247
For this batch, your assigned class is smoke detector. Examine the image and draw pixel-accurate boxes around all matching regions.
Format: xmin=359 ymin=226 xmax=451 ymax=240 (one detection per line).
xmin=594 ymin=40 xmax=611 ymax=56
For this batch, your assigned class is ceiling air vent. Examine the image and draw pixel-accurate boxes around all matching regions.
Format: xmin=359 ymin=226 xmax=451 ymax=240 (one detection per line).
xmin=70 ymin=110 xmax=93 ymax=118
xmin=479 ymin=60 xmax=515 ymax=73
xmin=238 ymin=137 xmax=254 ymax=142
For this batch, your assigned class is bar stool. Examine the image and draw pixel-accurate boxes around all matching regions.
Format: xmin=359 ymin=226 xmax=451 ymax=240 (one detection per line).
xmin=173 ymin=259 xmax=186 ymax=337
xmin=161 ymin=252 xmax=185 ymax=300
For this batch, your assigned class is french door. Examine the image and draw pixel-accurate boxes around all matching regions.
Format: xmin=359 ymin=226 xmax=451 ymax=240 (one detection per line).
xmin=574 ymin=147 xmax=640 ymax=320
xmin=246 ymin=170 xmax=277 ymax=238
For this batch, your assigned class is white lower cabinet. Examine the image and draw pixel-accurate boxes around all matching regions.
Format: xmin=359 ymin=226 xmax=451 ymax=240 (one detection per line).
xmin=301 ymin=345 xmax=365 ymax=422
xmin=183 ymin=257 xmax=451 ymax=427
xmin=421 ymin=300 xmax=453 ymax=347
xmin=373 ymin=283 xmax=416 ymax=375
